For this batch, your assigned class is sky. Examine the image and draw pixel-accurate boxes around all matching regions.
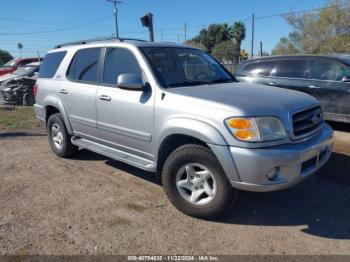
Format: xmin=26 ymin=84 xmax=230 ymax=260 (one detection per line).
xmin=0 ymin=0 xmax=329 ymax=58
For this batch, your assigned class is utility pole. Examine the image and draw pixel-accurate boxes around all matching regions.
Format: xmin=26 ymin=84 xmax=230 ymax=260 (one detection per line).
xmin=260 ymin=41 xmax=263 ymax=57
xmin=107 ymin=0 xmax=122 ymax=38
xmin=184 ymin=23 xmax=187 ymax=43
xmin=251 ymin=13 xmax=255 ymax=58
xmin=160 ymin=29 xmax=164 ymax=41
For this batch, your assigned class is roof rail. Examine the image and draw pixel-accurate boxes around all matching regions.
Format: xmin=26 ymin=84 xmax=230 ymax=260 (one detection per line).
xmin=54 ymin=37 xmax=147 ymax=48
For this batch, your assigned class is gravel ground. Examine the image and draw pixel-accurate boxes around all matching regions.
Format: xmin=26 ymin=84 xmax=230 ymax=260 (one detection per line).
xmin=0 ymin=124 xmax=349 ymax=255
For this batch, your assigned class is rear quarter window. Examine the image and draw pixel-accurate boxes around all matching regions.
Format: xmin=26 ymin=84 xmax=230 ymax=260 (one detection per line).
xmin=39 ymin=51 xmax=66 ymax=78
xmin=241 ymin=60 xmax=276 ymax=76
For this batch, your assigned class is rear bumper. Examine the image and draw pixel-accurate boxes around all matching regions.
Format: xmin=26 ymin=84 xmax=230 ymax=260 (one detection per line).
xmin=229 ymin=124 xmax=333 ymax=192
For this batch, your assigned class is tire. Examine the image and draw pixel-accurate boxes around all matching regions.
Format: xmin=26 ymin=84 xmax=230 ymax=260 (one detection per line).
xmin=47 ymin=113 xmax=78 ymax=158
xmin=162 ymin=144 xmax=238 ymax=219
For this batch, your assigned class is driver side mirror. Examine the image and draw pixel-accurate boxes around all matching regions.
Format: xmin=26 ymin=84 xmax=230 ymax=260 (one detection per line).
xmin=117 ymin=73 xmax=144 ymax=91
xmin=341 ymin=76 xmax=350 ymax=82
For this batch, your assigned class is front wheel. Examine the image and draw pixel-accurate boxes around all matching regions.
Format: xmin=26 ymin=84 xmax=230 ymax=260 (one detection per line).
xmin=162 ymin=144 xmax=238 ymax=219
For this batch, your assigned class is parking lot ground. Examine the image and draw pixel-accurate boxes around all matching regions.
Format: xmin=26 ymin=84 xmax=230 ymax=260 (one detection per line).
xmin=0 ymin=121 xmax=349 ymax=255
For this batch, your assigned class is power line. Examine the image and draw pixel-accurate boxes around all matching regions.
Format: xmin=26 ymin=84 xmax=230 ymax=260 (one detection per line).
xmin=255 ymin=2 xmax=350 ymax=20
xmin=0 ymin=14 xmax=114 ymax=36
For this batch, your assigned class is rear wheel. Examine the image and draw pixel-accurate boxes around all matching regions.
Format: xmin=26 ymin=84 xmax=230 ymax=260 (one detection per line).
xmin=162 ymin=144 xmax=238 ymax=219
xmin=47 ymin=113 xmax=78 ymax=157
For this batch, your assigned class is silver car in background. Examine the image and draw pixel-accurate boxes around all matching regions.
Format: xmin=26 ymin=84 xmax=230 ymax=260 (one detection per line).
xmin=34 ymin=38 xmax=333 ymax=218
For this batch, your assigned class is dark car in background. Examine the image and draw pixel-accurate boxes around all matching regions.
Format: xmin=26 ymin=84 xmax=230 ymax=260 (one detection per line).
xmin=0 ymin=57 xmax=41 ymax=76
xmin=235 ymin=55 xmax=350 ymax=124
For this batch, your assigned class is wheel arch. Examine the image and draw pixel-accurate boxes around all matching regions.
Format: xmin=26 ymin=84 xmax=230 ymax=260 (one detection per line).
xmin=155 ymin=118 xmax=241 ymax=182
xmin=43 ymin=96 xmax=73 ymax=135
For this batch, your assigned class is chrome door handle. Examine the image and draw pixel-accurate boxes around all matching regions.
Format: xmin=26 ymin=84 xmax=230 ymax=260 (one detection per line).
xmin=99 ymin=95 xmax=111 ymax=101
xmin=309 ymin=85 xmax=320 ymax=89
xmin=267 ymin=82 xmax=276 ymax=86
xmin=60 ymin=89 xmax=68 ymax=94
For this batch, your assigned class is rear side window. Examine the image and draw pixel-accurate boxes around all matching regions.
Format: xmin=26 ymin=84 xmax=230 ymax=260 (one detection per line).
xmin=273 ymin=59 xmax=308 ymax=78
xmin=308 ymin=59 xmax=350 ymax=81
xmin=241 ymin=60 xmax=275 ymax=76
xmin=67 ymin=48 xmax=101 ymax=83
xmin=103 ymin=47 xmax=142 ymax=85
xmin=39 ymin=51 xmax=66 ymax=78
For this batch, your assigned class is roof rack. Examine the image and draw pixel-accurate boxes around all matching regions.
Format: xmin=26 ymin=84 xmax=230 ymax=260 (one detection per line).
xmin=54 ymin=37 xmax=147 ymax=48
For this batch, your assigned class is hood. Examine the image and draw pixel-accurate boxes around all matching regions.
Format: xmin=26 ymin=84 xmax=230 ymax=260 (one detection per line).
xmin=166 ymin=82 xmax=319 ymax=117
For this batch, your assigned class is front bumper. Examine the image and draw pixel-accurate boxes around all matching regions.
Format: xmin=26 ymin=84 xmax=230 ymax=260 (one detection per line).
xmin=229 ymin=124 xmax=333 ymax=192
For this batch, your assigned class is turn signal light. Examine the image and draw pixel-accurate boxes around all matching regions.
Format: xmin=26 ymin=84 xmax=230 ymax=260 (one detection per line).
xmin=234 ymin=130 xmax=257 ymax=140
xmin=227 ymin=118 xmax=252 ymax=129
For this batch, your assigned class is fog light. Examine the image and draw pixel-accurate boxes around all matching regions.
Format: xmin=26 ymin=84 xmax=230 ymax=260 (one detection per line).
xmin=266 ymin=167 xmax=277 ymax=181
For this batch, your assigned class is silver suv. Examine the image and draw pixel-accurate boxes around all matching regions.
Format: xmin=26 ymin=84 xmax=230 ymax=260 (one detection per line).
xmin=34 ymin=37 xmax=333 ymax=218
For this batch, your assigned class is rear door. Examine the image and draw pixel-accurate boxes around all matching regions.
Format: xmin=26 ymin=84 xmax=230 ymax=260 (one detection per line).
xmin=61 ymin=47 xmax=102 ymax=139
xmin=305 ymin=58 xmax=350 ymax=120
xmin=269 ymin=58 xmax=310 ymax=93
xmin=96 ymin=47 xmax=154 ymax=158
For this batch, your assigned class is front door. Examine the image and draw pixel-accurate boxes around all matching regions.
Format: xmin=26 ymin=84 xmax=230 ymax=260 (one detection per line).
xmin=96 ymin=47 xmax=154 ymax=159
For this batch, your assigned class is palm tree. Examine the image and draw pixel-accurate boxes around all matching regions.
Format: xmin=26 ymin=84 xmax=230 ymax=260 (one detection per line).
xmin=231 ymin=21 xmax=246 ymax=51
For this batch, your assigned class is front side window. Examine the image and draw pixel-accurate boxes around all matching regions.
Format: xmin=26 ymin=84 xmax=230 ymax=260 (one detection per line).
xmin=67 ymin=48 xmax=100 ymax=82
xmin=103 ymin=48 xmax=142 ymax=85
xmin=273 ymin=59 xmax=308 ymax=78
xmin=308 ymin=59 xmax=350 ymax=81
xmin=241 ymin=60 xmax=275 ymax=76
xmin=141 ymin=47 xmax=234 ymax=87
xmin=39 ymin=51 xmax=66 ymax=78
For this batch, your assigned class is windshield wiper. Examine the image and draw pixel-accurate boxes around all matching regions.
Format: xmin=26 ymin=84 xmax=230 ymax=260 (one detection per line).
xmin=168 ymin=81 xmax=210 ymax=87
xmin=209 ymin=78 xmax=235 ymax=84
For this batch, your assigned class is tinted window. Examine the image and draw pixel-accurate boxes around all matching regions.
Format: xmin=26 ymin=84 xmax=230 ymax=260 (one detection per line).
xmin=39 ymin=51 xmax=66 ymax=78
xmin=103 ymin=48 xmax=142 ymax=85
xmin=273 ymin=59 xmax=307 ymax=78
xmin=67 ymin=48 xmax=100 ymax=82
xmin=309 ymin=59 xmax=350 ymax=81
xmin=242 ymin=60 xmax=275 ymax=76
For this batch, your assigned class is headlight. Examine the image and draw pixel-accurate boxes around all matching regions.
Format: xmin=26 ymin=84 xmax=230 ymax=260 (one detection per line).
xmin=225 ymin=117 xmax=286 ymax=142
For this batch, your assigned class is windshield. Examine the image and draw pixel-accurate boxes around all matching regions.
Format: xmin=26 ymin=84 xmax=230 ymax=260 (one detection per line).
xmin=141 ymin=47 xmax=235 ymax=88
xmin=13 ymin=66 xmax=37 ymax=75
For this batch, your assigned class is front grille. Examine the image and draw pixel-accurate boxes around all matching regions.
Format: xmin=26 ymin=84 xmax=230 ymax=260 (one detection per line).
xmin=292 ymin=106 xmax=323 ymax=137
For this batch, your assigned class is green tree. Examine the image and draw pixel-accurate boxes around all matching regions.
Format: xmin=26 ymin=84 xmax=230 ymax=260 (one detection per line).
xmin=0 ymin=49 xmax=13 ymax=65
xmin=211 ymin=41 xmax=239 ymax=62
xmin=272 ymin=0 xmax=350 ymax=54
xmin=191 ymin=23 xmax=231 ymax=52
xmin=185 ymin=40 xmax=208 ymax=52
xmin=271 ymin=34 xmax=301 ymax=55
xmin=231 ymin=21 xmax=246 ymax=53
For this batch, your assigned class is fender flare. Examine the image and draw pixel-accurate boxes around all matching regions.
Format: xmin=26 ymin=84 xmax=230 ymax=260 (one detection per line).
xmin=156 ymin=118 xmax=241 ymax=182
xmin=42 ymin=96 xmax=73 ymax=135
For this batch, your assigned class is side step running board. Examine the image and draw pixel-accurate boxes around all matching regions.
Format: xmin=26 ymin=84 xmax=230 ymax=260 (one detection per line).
xmin=71 ymin=137 xmax=156 ymax=172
